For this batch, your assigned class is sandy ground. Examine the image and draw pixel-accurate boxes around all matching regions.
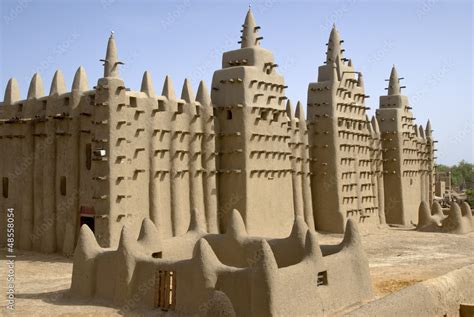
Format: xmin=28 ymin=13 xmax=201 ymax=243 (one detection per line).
xmin=0 ymin=227 xmax=473 ymax=316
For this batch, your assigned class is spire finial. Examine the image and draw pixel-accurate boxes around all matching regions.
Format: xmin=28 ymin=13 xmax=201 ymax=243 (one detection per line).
xmin=371 ymin=116 xmax=380 ymax=134
xmin=162 ymin=75 xmax=176 ymax=100
xmin=72 ymin=66 xmax=89 ymax=92
xmin=3 ymin=78 xmax=20 ymax=104
xmin=101 ymin=32 xmax=121 ymax=78
xmin=366 ymin=115 xmax=374 ymax=135
xmin=27 ymin=73 xmax=45 ymax=99
xmin=196 ymin=80 xmax=211 ymax=106
xmin=357 ymin=72 xmax=364 ymax=88
xmin=285 ymin=100 xmax=294 ymax=120
xmin=425 ymin=120 xmax=432 ymax=137
xmin=326 ymin=25 xmax=343 ymax=63
xmin=141 ymin=71 xmax=155 ymax=97
xmin=50 ymin=70 xmax=66 ymax=96
xmin=387 ymin=65 xmax=401 ymax=96
xmin=181 ymin=78 xmax=195 ymax=103
xmin=295 ymin=101 xmax=305 ymax=121
xmin=240 ymin=8 xmax=261 ymax=48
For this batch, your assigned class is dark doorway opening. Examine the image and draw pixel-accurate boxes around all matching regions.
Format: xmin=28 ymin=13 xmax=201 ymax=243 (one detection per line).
xmin=80 ymin=216 xmax=95 ymax=233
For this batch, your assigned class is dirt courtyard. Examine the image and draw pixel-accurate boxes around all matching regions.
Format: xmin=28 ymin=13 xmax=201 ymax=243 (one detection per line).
xmin=1 ymin=227 xmax=473 ymax=316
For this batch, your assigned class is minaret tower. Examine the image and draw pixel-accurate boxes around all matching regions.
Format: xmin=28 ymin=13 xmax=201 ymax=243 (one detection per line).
xmin=377 ymin=66 xmax=428 ymax=226
xmin=307 ymin=25 xmax=380 ymax=233
xmin=211 ymin=9 xmax=296 ymax=237
xmin=91 ymin=32 xmax=131 ymax=247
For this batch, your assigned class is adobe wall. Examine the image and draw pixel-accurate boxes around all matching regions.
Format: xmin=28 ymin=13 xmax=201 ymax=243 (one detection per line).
xmin=0 ymin=70 xmax=94 ymax=254
xmin=347 ymin=263 xmax=474 ymax=316
xmin=210 ymin=10 xmax=303 ymax=237
xmin=70 ymin=209 xmax=373 ymax=316
xmin=377 ymin=67 xmax=435 ymax=226
xmin=0 ymin=34 xmax=220 ymax=251
xmin=307 ymin=26 xmax=382 ymax=233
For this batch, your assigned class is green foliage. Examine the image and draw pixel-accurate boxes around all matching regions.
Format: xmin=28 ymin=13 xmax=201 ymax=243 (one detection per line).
xmin=466 ymin=189 xmax=474 ymax=207
xmin=436 ymin=160 xmax=474 ymax=190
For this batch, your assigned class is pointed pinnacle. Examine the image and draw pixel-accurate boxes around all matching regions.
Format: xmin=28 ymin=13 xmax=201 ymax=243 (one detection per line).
xmin=162 ymin=75 xmax=176 ymax=100
xmin=371 ymin=116 xmax=380 ymax=134
xmin=326 ymin=25 xmax=342 ymax=63
xmin=103 ymin=32 xmax=120 ymax=77
xmin=27 ymin=73 xmax=45 ymax=99
xmin=140 ymin=71 xmax=155 ymax=97
xmin=387 ymin=65 xmax=401 ymax=96
xmin=49 ymin=70 xmax=67 ymax=96
xmin=72 ymin=66 xmax=89 ymax=92
xmin=419 ymin=125 xmax=425 ymax=139
xmin=181 ymin=78 xmax=194 ymax=103
xmin=3 ymin=78 xmax=20 ymax=104
xmin=241 ymin=8 xmax=260 ymax=48
xmin=285 ymin=100 xmax=294 ymax=120
xmin=196 ymin=80 xmax=211 ymax=106
xmin=226 ymin=209 xmax=247 ymax=237
xmin=425 ymin=120 xmax=432 ymax=137
xmin=357 ymin=72 xmax=364 ymax=88
xmin=295 ymin=101 xmax=305 ymax=121
xmin=366 ymin=115 xmax=374 ymax=135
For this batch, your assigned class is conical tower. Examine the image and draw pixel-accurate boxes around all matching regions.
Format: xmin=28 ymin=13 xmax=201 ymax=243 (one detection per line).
xmin=387 ymin=66 xmax=401 ymax=96
xmin=211 ymin=9 xmax=295 ymax=237
xmin=326 ymin=25 xmax=344 ymax=64
xmin=376 ymin=66 xmax=434 ymax=226
xmin=307 ymin=25 xmax=380 ymax=233
xmin=90 ymin=33 xmax=134 ymax=247
xmin=101 ymin=32 xmax=122 ymax=78
xmin=240 ymin=9 xmax=261 ymax=48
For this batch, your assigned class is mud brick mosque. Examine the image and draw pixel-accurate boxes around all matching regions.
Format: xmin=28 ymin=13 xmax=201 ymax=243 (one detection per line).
xmin=0 ymin=7 xmax=463 ymax=316
xmin=0 ymin=9 xmax=435 ymax=253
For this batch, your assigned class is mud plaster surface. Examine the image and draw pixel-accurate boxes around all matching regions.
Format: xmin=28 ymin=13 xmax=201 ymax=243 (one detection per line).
xmin=1 ymin=227 xmax=473 ymax=316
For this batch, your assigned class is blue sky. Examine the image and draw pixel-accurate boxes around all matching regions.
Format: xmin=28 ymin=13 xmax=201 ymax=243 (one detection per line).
xmin=1 ymin=0 xmax=472 ymax=165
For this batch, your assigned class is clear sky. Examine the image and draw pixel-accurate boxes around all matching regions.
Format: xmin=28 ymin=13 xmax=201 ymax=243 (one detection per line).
xmin=1 ymin=0 xmax=472 ymax=165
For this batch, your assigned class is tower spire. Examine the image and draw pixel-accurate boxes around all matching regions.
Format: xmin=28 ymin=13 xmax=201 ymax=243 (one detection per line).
xmin=72 ymin=66 xmax=89 ymax=92
xmin=387 ymin=65 xmax=401 ymax=96
xmin=140 ymin=71 xmax=155 ymax=97
xmin=357 ymin=72 xmax=364 ymax=88
xmin=240 ymin=8 xmax=261 ymax=48
xmin=4 ymin=78 xmax=20 ymax=104
xmin=101 ymin=32 xmax=122 ymax=78
xmin=50 ymin=70 xmax=66 ymax=96
xmin=181 ymin=78 xmax=195 ymax=103
xmin=326 ymin=25 xmax=343 ymax=63
xmin=27 ymin=73 xmax=45 ymax=99
xmin=196 ymin=80 xmax=211 ymax=106
xmin=425 ymin=120 xmax=432 ymax=137
xmin=371 ymin=116 xmax=380 ymax=135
